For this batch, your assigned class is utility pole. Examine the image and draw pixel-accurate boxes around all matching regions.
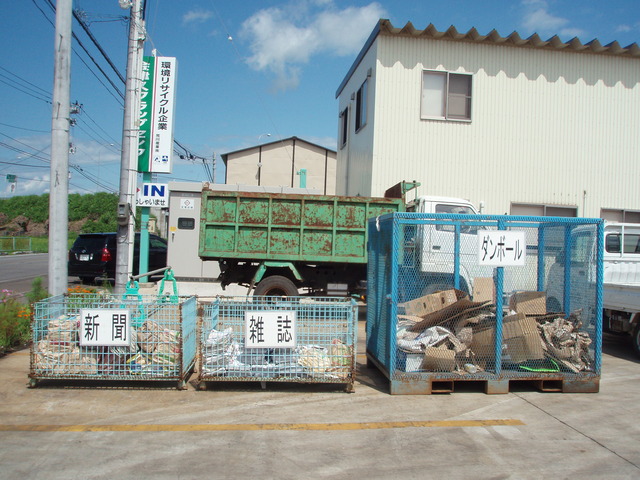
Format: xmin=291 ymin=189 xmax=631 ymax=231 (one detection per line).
xmin=49 ymin=0 xmax=72 ymax=296
xmin=115 ymin=0 xmax=145 ymax=293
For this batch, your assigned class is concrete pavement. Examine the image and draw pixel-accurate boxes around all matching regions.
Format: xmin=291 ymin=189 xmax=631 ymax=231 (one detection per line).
xmin=1 ymin=312 xmax=640 ymax=479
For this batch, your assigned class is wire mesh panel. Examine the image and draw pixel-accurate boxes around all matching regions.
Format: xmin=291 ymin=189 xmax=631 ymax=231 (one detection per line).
xmin=198 ymin=296 xmax=357 ymax=391
xmin=367 ymin=213 xmax=603 ymax=394
xmin=29 ymin=294 xmax=197 ymax=389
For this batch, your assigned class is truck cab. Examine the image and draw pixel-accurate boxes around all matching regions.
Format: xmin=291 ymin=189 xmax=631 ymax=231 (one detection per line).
xmin=404 ymin=196 xmax=486 ymax=296
xmin=546 ymin=222 xmax=640 ymax=355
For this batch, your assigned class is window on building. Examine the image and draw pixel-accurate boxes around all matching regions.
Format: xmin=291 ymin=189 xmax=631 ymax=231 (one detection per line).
xmin=601 ymin=208 xmax=640 ymax=223
xmin=511 ymin=203 xmax=577 ymax=217
xmin=421 ymin=71 xmax=472 ymax=121
xmin=339 ymin=107 xmax=349 ymax=148
xmin=355 ymin=80 xmax=367 ymax=132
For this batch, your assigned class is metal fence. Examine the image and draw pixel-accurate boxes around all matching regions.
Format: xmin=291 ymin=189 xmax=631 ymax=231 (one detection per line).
xmin=367 ymin=213 xmax=603 ymax=394
xmin=29 ymin=293 xmax=197 ymax=389
xmin=198 ymin=296 xmax=358 ymax=392
xmin=0 ymin=236 xmax=31 ymax=253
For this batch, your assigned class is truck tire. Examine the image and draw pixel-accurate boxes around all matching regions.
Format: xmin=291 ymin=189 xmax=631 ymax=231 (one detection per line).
xmin=632 ymin=322 xmax=640 ymax=358
xmin=254 ymin=275 xmax=299 ymax=297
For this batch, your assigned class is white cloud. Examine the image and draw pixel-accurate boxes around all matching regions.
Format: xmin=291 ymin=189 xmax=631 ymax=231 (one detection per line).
xmin=1 ymin=175 xmax=50 ymax=197
xmin=520 ymin=0 xmax=585 ymax=39
xmin=241 ymin=1 xmax=385 ymax=91
xmin=182 ymin=9 xmax=213 ymax=26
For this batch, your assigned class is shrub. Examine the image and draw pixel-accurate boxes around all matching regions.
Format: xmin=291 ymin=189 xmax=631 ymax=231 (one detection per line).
xmin=0 ymin=290 xmax=31 ymax=352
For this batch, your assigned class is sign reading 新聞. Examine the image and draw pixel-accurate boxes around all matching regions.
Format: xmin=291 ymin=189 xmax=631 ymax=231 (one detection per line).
xmin=79 ymin=309 xmax=131 ymax=347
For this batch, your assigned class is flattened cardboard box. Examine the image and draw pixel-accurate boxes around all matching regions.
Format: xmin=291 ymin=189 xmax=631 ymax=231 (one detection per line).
xmin=509 ymin=291 xmax=547 ymax=316
xmin=401 ymin=289 xmax=464 ymax=317
xmin=470 ymin=313 xmax=545 ymax=363
xmin=423 ymin=346 xmax=456 ymax=372
xmin=472 ymin=277 xmax=495 ymax=303
xmin=407 ymin=292 xmax=491 ymax=332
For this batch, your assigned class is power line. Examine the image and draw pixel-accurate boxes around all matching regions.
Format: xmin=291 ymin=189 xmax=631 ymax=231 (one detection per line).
xmin=81 ymin=107 xmax=122 ymax=148
xmin=73 ymin=8 xmax=126 ymax=84
xmin=0 ymin=76 xmax=51 ymax=104
xmin=0 ymin=66 xmax=51 ymax=97
xmin=0 ymin=122 xmax=49 ymax=134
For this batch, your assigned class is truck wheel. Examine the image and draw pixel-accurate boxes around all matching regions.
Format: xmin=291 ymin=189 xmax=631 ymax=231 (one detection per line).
xmin=632 ymin=322 xmax=640 ymax=358
xmin=254 ymin=275 xmax=299 ymax=297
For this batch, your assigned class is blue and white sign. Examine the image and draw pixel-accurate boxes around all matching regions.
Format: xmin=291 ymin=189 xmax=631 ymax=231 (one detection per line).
xmin=478 ymin=231 xmax=526 ymax=266
xmin=136 ymin=183 xmax=168 ymax=207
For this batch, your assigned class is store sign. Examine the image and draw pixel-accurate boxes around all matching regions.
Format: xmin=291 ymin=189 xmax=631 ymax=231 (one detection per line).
xmin=245 ymin=310 xmax=296 ymax=348
xmin=138 ymin=56 xmax=177 ymax=174
xmin=79 ymin=309 xmax=131 ymax=347
xmin=136 ymin=183 xmax=168 ymax=207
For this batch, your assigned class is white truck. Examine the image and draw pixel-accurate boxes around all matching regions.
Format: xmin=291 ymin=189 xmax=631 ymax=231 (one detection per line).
xmin=546 ymin=222 xmax=640 ymax=356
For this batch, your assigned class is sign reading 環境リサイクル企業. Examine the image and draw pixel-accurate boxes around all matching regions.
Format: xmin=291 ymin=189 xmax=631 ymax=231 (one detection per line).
xmin=138 ymin=56 xmax=177 ymax=174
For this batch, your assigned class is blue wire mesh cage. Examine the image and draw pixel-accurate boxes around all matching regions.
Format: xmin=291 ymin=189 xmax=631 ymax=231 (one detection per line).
xmin=29 ymin=293 xmax=197 ymax=389
xmin=367 ymin=213 xmax=603 ymax=394
xmin=198 ymin=296 xmax=358 ymax=391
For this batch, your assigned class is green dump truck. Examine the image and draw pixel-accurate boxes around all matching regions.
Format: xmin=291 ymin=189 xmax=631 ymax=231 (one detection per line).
xmin=198 ymin=184 xmax=412 ymax=296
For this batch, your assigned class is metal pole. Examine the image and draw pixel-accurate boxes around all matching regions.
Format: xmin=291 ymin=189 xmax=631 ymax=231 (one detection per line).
xmin=139 ymin=172 xmax=151 ymax=282
xmin=48 ymin=0 xmax=72 ymax=296
xmin=115 ymin=0 xmax=145 ymax=293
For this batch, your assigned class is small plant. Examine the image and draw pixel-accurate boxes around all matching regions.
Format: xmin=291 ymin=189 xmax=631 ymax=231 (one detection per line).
xmin=67 ymin=285 xmax=98 ymax=295
xmin=25 ymin=277 xmax=49 ymax=304
xmin=0 ymin=289 xmax=31 ymax=352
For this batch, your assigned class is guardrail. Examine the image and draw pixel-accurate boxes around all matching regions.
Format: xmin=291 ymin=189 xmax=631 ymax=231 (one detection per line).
xmin=0 ymin=237 xmax=32 ymax=253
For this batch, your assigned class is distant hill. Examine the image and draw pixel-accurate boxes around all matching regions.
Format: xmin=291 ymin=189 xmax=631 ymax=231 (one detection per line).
xmin=0 ymin=192 xmax=120 ymax=236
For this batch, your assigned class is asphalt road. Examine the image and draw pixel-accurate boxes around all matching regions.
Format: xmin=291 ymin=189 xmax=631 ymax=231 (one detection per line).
xmin=0 ymin=253 xmax=50 ymax=296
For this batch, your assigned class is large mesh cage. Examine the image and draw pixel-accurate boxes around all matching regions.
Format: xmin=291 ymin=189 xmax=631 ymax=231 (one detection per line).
xmin=29 ymin=293 xmax=197 ymax=389
xmin=367 ymin=213 xmax=603 ymax=394
xmin=198 ymin=296 xmax=357 ymax=391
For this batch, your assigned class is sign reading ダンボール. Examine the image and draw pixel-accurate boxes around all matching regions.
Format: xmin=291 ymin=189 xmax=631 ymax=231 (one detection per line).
xmin=477 ymin=231 xmax=526 ymax=266
xmin=138 ymin=56 xmax=177 ymax=174
xmin=245 ymin=310 xmax=296 ymax=349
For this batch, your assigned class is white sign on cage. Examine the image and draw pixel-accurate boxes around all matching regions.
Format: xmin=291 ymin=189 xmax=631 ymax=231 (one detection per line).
xmin=477 ymin=231 xmax=526 ymax=266
xmin=245 ymin=310 xmax=297 ymax=349
xmin=79 ymin=309 xmax=131 ymax=347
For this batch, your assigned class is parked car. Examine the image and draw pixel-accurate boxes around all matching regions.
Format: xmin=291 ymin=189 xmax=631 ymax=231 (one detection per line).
xmin=68 ymin=232 xmax=167 ymax=284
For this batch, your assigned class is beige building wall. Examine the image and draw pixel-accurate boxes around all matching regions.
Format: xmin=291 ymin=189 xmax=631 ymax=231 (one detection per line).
xmin=337 ymin=22 xmax=640 ymax=217
xmin=224 ymin=137 xmax=337 ymax=195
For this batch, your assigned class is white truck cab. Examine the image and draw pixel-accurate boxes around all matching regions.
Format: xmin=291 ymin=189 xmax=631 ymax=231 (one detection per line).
xmin=404 ymin=196 xmax=487 ymax=295
xmin=546 ymin=222 xmax=640 ymax=355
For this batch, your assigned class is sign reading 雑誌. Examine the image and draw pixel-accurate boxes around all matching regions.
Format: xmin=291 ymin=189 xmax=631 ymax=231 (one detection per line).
xmin=138 ymin=56 xmax=177 ymax=174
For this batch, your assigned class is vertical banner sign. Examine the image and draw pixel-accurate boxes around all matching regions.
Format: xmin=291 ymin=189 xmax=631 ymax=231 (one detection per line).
xmin=138 ymin=56 xmax=177 ymax=174
xmin=137 ymin=56 xmax=154 ymax=173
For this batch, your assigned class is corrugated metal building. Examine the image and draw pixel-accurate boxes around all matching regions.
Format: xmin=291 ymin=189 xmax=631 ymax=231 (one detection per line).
xmin=221 ymin=136 xmax=337 ymax=195
xmin=336 ymin=20 xmax=640 ymax=219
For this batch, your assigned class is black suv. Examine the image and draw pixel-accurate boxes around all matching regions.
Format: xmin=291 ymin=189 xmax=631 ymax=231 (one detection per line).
xmin=68 ymin=232 xmax=167 ymax=284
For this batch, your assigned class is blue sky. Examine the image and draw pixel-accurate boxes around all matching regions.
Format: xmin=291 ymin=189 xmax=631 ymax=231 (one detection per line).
xmin=1 ymin=0 xmax=638 ymax=197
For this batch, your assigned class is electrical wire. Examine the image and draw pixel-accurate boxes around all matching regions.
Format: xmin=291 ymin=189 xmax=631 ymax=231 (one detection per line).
xmin=0 ymin=122 xmax=49 ymax=134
